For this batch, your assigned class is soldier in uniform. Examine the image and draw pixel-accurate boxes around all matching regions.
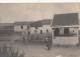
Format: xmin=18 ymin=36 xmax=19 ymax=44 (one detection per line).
xmin=46 ymin=36 xmax=52 ymax=50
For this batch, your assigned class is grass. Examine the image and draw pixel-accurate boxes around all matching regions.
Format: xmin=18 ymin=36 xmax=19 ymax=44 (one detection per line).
xmin=0 ymin=44 xmax=25 ymax=57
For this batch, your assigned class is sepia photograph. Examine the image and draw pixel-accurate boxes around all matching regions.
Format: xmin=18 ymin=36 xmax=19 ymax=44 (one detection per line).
xmin=0 ymin=3 xmax=80 ymax=57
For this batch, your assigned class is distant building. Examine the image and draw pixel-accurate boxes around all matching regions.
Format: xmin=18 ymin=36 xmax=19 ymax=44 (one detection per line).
xmin=51 ymin=13 xmax=79 ymax=45
xmin=0 ymin=23 xmax=14 ymax=41
xmin=0 ymin=23 xmax=14 ymax=33
xmin=14 ymin=21 xmax=32 ymax=32
xmin=30 ymin=21 xmax=43 ymax=40
xmin=37 ymin=19 xmax=52 ymax=34
xmin=30 ymin=19 xmax=52 ymax=34
xmin=30 ymin=19 xmax=52 ymax=41
xmin=30 ymin=21 xmax=43 ymax=34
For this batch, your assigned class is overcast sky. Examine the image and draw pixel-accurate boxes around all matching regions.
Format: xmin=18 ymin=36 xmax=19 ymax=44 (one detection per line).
xmin=0 ymin=3 xmax=79 ymax=23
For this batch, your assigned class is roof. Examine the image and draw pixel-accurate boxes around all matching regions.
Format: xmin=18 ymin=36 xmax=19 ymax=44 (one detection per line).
xmin=14 ymin=21 xmax=32 ymax=26
xmin=30 ymin=21 xmax=43 ymax=27
xmin=51 ymin=13 xmax=79 ymax=27
xmin=30 ymin=19 xmax=51 ymax=27
xmin=0 ymin=23 xmax=14 ymax=26
xmin=40 ymin=19 xmax=52 ymax=25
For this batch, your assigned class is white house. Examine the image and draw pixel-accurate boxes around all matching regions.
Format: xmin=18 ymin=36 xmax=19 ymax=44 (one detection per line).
xmin=30 ymin=21 xmax=43 ymax=34
xmin=29 ymin=19 xmax=52 ymax=41
xmin=29 ymin=21 xmax=43 ymax=40
xmin=37 ymin=19 xmax=52 ymax=34
xmin=30 ymin=19 xmax=52 ymax=34
xmin=14 ymin=21 xmax=32 ymax=32
xmin=51 ymin=13 xmax=79 ymax=45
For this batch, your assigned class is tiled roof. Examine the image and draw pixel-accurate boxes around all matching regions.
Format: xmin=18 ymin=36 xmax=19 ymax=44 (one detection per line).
xmin=14 ymin=21 xmax=32 ymax=25
xmin=30 ymin=21 xmax=43 ymax=27
xmin=51 ymin=13 xmax=79 ymax=27
xmin=40 ymin=19 xmax=52 ymax=25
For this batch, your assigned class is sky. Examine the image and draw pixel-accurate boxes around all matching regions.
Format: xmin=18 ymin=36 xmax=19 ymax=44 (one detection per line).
xmin=0 ymin=3 xmax=79 ymax=23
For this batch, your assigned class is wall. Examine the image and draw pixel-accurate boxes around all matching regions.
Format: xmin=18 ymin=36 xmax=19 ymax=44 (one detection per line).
xmin=69 ymin=28 xmax=77 ymax=34
xmin=37 ymin=25 xmax=52 ymax=34
xmin=30 ymin=25 xmax=52 ymax=34
xmin=14 ymin=25 xmax=30 ymax=32
xmin=59 ymin=28 xmax=77 ymax=35
xmin=30 ymin=27 xmax=36 ymax=34
xmin=52 ymin=28 xmax=79 ymax=45
xmin=79 ymin=26 xmax=80 ymax=30
xmin=52 ymin=36 xmax=79 ymax=45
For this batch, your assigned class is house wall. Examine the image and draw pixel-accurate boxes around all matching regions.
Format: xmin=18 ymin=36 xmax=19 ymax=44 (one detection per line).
xmin=30 ymin=25 xmax=52 ymax=34
xmin=37 ymin=25 xmax=52 ymax=34
xmin=59 ymin=28 xmax=77 ymax=35
xmin=39 ymin=25 xmax=52 ymax=34
xmin=79 ymin=26 xmax=80 ymax=30
xmin=52 ymin=28 xmax=79 ymax=45
xmin=52 ymin=36 xmax=79 ymax=45
xmin=29 ymin=25 xmax=52 ymax=40
xmin=69 ymin=28 xmax=77 ymax=34
xmin=14 ymin=25 xmax=30 ymax=32
xmin=30 ymin=27 xmax=36 ymax=34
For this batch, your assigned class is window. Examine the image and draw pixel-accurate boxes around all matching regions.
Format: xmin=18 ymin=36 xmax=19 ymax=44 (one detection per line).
xmin=21 ymin=26 xmax=23 ymax=29
xmin=54 ymin=28 xmax=59 ymax=36
xmin=28 ymin=31 xmax=30 ymax=35
xmin=27 ymin=26 xmax=29 ymax=30
xmin=35 ymin=27 xmax=38 ymax=29
xmin=46 ymin=29 xmax=49 ymax=32
xmin=64 ymin=28 xmax=69 ymax=34
xmin=40 ymin=30 xmax=43 ymax=34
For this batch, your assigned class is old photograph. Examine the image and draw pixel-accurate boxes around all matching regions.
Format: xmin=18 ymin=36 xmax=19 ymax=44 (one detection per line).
xmin=0 ymin=3 xmax=79 ymax=57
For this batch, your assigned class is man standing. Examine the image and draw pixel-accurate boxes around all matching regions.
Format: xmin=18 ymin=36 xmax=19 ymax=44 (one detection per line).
xmin=22 ymin=29 xmax=26 ymax=44
xmin=46 ymin=36 xmax=52 ymax=50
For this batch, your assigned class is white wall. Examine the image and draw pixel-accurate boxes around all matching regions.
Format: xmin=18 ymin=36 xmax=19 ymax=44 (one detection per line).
xmin=37 ymin=25 xmax=52 ymax=34
xmin=69 ymin=28 xmax=77 ymax=34
xmin=52 ymin=36 xmax=79 ymax=45
xmin=59 ymin=28 xmax=77 ymax=35
xmin=52 ymin=28 xmax=78 ymax=45
xmin=14 ymin=24 xmax=52 ymax=34
xmin=14 ymin=25 xmax=30 ymax=32
xmin=30 ymin=25 xmax=52 ymax=34
xmin=30 ymin=27 xmax=36 ymax=34
xmin=59 ymin=28 xmax=64 ymax=34
xmin=79 ymin=26 xmax=80 ymax=30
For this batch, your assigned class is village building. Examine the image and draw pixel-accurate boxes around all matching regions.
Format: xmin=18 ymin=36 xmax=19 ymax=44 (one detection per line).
xmin=0 ymin=23 xmax=14 ymax=33
xmin=51 ymin=13 xmax=79 ymax=45
xmin=30 ymin=19 xmax=52 ymax=34
xmin=14 ymin=21 xmax=32 ymax=32
xmin=0 ymin=23 xmax=14 ymax=41
xmin=37 ymin=19 xmax=52 ymax=34
xmin=30 ymin=21 xmax=43 ymax=40
xmin=30 ymin=21 xmax=42 ymax=34
xmin=14 ymin=19 xmax=52 ymax=35
xmin=29 ymin=19 xmax=52 ymax=42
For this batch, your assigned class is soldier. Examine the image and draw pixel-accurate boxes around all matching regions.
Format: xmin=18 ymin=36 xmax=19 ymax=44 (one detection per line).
xmin=46 ymin=36 xmax=52 ymax=50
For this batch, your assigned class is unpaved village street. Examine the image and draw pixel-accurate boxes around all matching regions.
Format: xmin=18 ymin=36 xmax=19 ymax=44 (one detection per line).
xmin=0 ymin=33 xmax=80 ymax=57
xmin=4 ymin=42 xmax=80 ymax=57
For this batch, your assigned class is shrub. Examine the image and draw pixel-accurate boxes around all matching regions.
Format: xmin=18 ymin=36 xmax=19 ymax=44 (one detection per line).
xmin=0 ymin=44 xmax=25 ymax=57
